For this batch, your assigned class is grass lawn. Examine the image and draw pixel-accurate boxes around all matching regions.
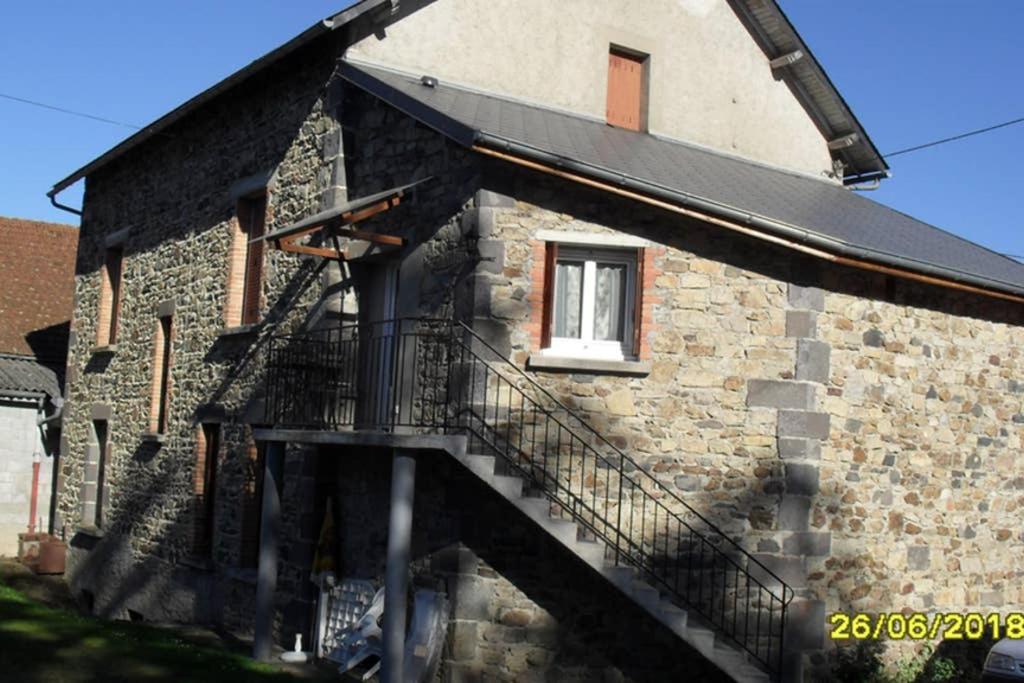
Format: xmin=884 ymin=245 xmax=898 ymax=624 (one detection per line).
xmin=0 ymin=578 xmax=316 ymax=682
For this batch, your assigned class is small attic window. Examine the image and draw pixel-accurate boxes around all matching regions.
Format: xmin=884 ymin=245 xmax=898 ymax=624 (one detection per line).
xmin=606 ymin=47 xmax=648 ymax=132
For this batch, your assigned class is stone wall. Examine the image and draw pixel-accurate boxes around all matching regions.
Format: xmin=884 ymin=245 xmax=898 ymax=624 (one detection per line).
xmin=465 ymin=165 xmax=1024 ymax=675
xmin=58 ymin=34 xmax=348 ymax=630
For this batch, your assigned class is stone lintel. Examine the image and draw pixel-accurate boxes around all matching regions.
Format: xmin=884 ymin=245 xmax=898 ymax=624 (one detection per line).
xmin=90 ymin=403 xmax=112 ymax=421
xmin=746 ymin=379 xmax=816 ymax=410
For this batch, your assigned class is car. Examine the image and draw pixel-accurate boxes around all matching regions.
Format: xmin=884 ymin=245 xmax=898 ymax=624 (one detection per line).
xmin=984 ymin=639 xmax=1024 ymax=681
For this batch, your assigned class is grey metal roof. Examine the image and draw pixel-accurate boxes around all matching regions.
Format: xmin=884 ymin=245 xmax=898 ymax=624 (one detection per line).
xmin=50 ymin=0 xmax=889 ymax=201
xmin=341 ymin=62 xmax=1024 ymax=298
xmin=0 ymin=354 xmax=60 ymax=399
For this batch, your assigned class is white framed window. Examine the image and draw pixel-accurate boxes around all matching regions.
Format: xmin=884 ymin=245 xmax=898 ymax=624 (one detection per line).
xmin=546 ymin=246 xmax=637 ymax=360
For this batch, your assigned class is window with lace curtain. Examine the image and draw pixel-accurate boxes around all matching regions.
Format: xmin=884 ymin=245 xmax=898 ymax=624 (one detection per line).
xmin=543 ymin=245 xmax=639 ymax=360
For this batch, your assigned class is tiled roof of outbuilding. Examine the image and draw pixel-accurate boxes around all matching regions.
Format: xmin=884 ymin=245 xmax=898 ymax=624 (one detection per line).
xmin=0 ymin=217 xmax=78 ymax=362
xmin=0 ymin=354 xmax=61 ymax=399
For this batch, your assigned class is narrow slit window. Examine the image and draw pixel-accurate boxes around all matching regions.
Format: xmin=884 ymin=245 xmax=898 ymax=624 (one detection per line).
xmin=92 ymin=419 xmax=109 ymax=529
xmin=239 ymin=433 xmax=265 ymax=569
xmin=97 ymin=247 xmax=124 ymax=346
xmin=193 ymin=424 xmax=219 ymax=558
xmin=239 ymin=193 xmax=267 ymax=326
xmin=149 ymin=316 xmax=173 ymax=434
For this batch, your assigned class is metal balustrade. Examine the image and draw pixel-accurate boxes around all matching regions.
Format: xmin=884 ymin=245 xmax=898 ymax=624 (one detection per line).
xmin=264 ymin=318 xmax=793 ymax=679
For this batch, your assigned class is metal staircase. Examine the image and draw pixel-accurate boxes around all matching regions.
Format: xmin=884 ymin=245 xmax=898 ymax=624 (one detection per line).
xmin=265 ymin=318 xmax=794 ymax=681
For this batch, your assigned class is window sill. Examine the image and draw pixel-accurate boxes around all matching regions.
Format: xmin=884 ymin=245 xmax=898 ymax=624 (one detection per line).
xmin=140 ymin=432 xmax=166 ymax=444
xmin=527 ymin=353 xmax=651 ymax=377
xmin=90 ymin=344 xmax=118 ymax=355
xmin=219 ymin=324 xmax=258 ymax=339
xmin=75 ymin=525 xmax=105 ymax=539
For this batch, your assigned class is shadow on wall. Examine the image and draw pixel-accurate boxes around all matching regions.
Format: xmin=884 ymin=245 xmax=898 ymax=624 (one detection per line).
xmin=24 ymin=321 xmax=71 ymax=371
xmin=329 ymin=447 xmax=733 ymax=682
xmin=64 ymin=254 xmax=328 ymax=632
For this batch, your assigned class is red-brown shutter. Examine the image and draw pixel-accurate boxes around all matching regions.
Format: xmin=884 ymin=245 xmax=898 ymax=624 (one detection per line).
xmin=633 ymin=248 xmax=645 ymax=358
xmin=241 ymin=194 xmax=267 ymax=326
xmin=157 ymin=316 xmax=173 ymax=434
xmin=607 ymin=50 xmax=645 ymax=131
xmin=106 ymin=248 xmax=123 ymax=344
xmin=540 ymin=242 xmax=558 ymax=349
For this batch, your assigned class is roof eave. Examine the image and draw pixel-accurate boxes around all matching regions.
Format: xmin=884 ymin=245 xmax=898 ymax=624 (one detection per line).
xmin=49 ymin=0 xmax=394 ymax=197
xmin=729 ymin=0 xmax=889 ymax=181
xmin=473 ymin=133 xmax=1022 ymax=300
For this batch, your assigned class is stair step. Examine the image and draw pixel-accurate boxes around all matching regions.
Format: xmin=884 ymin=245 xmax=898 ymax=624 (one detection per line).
xmin=573 ymin=539 xmax=606 ymax=567
xmin=508 ymin=496 xmax=574 ymax=544
xmin=688 ymin=630 xmax=717 ymax=658
xmin=629 ymin=581 xmax=661 ymax=611
xmin=600 ymin=565 xmax=638 ymax=590
xmin=451 ymin=452 xmax=774 ymax=683
xmin=491 ymin=474 xmax=523 ymax=498
xmin=658 ymin=604 xmax=688 ymax=635
xmin=462 ymin=454 xmax=496 ymax=479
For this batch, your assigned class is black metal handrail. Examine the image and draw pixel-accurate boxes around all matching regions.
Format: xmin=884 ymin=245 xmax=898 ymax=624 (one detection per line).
xmin=263 ymin=318 xmax=792 ymax=679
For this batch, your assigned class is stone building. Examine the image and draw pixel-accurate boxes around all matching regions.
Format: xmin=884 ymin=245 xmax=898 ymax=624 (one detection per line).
xmin=0 ymin=217 xmax=77 ymax=555
xmin=48 ymin=1 xmax=1024 ymax=681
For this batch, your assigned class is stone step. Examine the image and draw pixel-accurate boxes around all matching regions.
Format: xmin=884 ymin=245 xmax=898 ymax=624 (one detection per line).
xmin=462 ymin=454 xmax=496 ymax=480
xmin=452 ymin=452 xmax=774 ymax=683
xmin=491 ymin=474 xmax=523 ymax=498
xmin=572 ymin=539 xmax=606 ymax=568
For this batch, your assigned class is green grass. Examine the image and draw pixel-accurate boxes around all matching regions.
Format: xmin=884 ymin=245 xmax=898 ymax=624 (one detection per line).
xmin=0 ymin=582 xmax=304 ymax=682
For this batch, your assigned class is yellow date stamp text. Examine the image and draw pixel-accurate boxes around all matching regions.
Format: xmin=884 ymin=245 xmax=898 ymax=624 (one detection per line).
xmin=829 ymin=612 xmax=1024 ymax=640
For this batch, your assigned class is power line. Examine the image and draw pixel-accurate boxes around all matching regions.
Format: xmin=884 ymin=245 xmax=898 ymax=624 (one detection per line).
xmin=886 ymin=116 xmax=1024 ymax=158
xmin=0 ymin=92 xmax=142 ymax=130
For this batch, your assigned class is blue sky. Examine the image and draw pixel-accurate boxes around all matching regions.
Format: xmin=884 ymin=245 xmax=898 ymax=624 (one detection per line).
xmin=1 ymin=1 xmax=1021 ymax=261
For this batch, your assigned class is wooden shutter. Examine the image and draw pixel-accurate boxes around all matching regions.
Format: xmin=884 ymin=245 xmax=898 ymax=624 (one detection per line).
xmin=157 ymin=316 xmax=173 ymax=434
xmin=540 ymin=242 xmax=558 ymax=349
xmin=607 ymin=50 xmax=645 ymax=131
xmin=106 ymin=248 xmax=123 ymax=344
xmin=240 ymin=194 xmax=267 ymax=326
xmin=632 ymin=248 xmax=645 ymax=358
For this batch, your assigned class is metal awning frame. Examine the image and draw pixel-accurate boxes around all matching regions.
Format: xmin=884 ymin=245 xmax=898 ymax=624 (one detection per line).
xmin=254 ymin=179 xmax=430 ymax=260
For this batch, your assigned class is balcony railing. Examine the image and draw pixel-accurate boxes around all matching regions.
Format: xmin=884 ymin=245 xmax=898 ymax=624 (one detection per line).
xmin=264 ymin=318 xmax=793 ymax=679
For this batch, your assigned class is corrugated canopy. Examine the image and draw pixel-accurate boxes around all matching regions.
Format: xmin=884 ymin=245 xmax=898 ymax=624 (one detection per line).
xmin=0 ymin=354 xmax=60 ymax=399
xmin=341 ymin=61 xmax=1024 ymax=299
xmin=254 ymin=179 xmax=429 ymax=246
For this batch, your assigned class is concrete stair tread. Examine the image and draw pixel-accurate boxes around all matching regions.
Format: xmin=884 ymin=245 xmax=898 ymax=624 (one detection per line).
xmin=453 ymin=453 xmax=773 ymax=683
